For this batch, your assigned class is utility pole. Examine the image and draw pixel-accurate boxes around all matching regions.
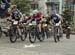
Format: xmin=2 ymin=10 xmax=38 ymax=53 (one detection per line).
xmin=59 ymin=0 xmax=63 ymax=14
xmin=73 ymin=4 xmax=75 ymax=30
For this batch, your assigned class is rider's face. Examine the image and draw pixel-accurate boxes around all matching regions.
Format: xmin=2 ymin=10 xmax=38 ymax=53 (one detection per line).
xmin=13 ymin=8 xmax=17 ymax=11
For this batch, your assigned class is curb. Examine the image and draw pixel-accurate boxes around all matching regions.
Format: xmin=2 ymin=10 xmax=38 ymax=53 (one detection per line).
xmin=71 ymin=31 xmax=75 ymax=35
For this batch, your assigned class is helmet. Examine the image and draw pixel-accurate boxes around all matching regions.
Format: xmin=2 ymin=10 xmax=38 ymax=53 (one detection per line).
xmin=52 ymin=9 xmax=57 ymax=15
xmin=32 ymin=9 xmax=39 ymax=14
xmin=11 ymin=5 xmax=17 ymax=10
xmin=45 ymin=14 xmax=48 ymax=17
xmin=29 ymin=13 xmax=33 ymax=16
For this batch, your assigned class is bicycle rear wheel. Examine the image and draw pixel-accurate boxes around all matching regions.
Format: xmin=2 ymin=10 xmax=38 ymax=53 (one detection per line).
xmin=0 ymin=27 xmax=2 ymax=38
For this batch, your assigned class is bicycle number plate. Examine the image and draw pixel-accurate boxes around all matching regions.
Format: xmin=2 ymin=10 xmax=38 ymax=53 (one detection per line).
xmin=55 ymin=23 xmax=60 ymax=26
xmin=67 ymin=27 xmax=70 ymax=29
xmin=43 ymin=24 xmax=47 ymax=27
xmin=44 ymin=24 xmax=47 ymax=26
xmin=29 ymin=23 xmax=32 ymax=26
xmin=32 ymin=21 xmax=36 ymax=25
xmin=13 ymin=21 xmax=18 ymax=25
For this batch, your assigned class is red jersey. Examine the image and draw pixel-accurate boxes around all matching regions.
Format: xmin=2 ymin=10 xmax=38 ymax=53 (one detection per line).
xmin=34 ymin=13 xmax=42 ymax=20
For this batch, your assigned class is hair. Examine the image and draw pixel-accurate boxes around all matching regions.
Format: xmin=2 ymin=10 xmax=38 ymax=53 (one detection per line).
xmin=11 ymin=5 xmax=17 ymax=10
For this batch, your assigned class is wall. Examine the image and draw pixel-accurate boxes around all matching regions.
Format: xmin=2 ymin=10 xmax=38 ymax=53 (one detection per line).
xmin=38 ymin=0 xmax=47 ymax=15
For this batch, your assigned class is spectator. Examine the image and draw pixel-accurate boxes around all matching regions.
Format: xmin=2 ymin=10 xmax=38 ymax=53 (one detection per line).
xmin=2 ymin=0 xmax=10 ymax=4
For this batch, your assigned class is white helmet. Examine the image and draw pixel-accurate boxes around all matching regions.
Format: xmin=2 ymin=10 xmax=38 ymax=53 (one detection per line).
xmin=52 ymin=9 xmax=57 ymax=15
xmin=29 ymin=13 xmax=33 ymax=16
xmin=45 ymin=14 xmax=48 ymax=17
xmin=32 ymin=9 xmax=39 ymax=14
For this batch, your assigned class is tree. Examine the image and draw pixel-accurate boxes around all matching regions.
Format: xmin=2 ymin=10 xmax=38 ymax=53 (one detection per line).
xmin=14 ymin=0 xmax=31 ymax=14
xmin=73 ymin=0 xmax=75 ymax=4
xmin=63 ymin=9 xmax=73 ymax=25
xmin=0 ymin=0 xmax=1 ymax=2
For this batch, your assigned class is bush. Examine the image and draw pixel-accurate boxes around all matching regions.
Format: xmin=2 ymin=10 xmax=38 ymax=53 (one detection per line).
xmin=14 ymin=0 xmax=31 ymax=13
xmin=63 ymin=9 xmax=73 ymax=25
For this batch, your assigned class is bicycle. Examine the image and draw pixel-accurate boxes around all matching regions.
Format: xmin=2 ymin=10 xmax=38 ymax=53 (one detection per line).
xmin=28 ymin=21 xmax=45 ymax=43
xmin=53 ymin=22 xmax=61 ymax=43
xmin=0 ymin=26 xmax=2 ymax=38
xmin=8 ymin=20 xmax=27 ymax=43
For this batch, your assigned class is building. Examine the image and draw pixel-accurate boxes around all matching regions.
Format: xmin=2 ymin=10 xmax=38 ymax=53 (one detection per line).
xmin=11 ymin=0 xmax=64 ymax=15
xmin=31 ymin=0 xmax=63 ymax=15
xmin=30 ymin=0 xmax=47 ymax=15
xmin=46 ymin=0 xmax=64 ymax=15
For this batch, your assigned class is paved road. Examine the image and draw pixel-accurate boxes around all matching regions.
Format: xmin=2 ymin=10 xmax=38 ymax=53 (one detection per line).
xmin=0 ymin=34 xmax=75 ymax=55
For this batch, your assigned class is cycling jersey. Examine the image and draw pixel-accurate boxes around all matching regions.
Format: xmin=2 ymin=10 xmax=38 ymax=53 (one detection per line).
xmin=42 ymin=17 xmax=47 ymax=22
xmin=33 ymin=13 xmax=42 ymax=24
xmin=12 ymin=9 xmax=21 ymax=21
xmin=51 ymin=14 xmax=60 ymax=23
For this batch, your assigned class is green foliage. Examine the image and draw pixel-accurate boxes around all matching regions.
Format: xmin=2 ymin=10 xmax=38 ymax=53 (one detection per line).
xmin=0 ymin=0 xmax=2 ymax=4
xmin=63 ymin=9 xmax=74 ymax=26
xmin=14 ymin=0 xmax=31 ymax=13
xmin=63 ymin=9 xmax=72 ymax=23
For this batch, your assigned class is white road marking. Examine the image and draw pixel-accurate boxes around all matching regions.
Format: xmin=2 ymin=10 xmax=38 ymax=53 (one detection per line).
xmin=24 ymin=44 xmax=40 ymax=48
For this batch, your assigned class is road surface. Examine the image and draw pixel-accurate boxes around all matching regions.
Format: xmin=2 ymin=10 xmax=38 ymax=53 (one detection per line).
xmin=0 ymin=34 xmax=75 ymax=55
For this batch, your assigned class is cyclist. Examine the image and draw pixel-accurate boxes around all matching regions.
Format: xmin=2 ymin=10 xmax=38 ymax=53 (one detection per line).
xmin=22 ymin=10 xmax=43 ymax=34
xmin=11 ymin=5 xmax=22 ymax=21
xmin=50 ymin=10 xmax=63 ymax=37
xmin=7 ymin=5 xmax=22 ymax=36
xmin=33 ymin=11 xmax=43 ymax=34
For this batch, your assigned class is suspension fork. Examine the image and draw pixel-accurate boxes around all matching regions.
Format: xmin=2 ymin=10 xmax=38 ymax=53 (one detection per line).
xmin=57 ymin=26 xmax=60 ymax=36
